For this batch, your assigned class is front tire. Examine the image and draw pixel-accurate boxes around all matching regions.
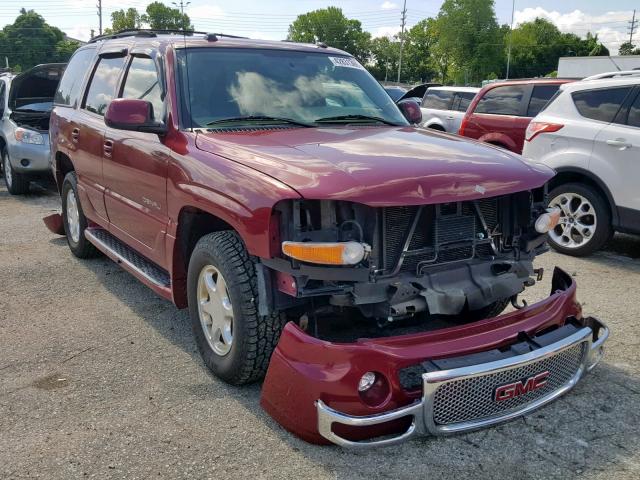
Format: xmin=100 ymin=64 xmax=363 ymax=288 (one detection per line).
xmin=547 ymin=183 xmax=612 ymax=257
xmin=188 ymin=231 xmax=286 ymax=385
xmin=61 ymin=172 xmax=98 ymax=258
xmin=2 ymin=148 xmax=30 ymax=195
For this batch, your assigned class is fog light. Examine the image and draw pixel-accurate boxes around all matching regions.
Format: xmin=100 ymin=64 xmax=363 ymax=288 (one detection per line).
xmin=535 ymin=208 xmax=561 ymax=234
xmin=358 ymin=372 xmax=376 ymax=392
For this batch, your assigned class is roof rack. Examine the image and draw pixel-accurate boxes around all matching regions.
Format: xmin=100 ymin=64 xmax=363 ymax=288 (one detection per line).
xmin=583 ymin=70 xmax=640 ymax=81
xmin=88 ymin=28 xmax=211 ymax=44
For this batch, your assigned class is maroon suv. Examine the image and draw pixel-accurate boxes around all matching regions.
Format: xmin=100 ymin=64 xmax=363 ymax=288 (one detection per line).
xmin=459 ymin=79 xmax=572 ymax=153
xmin=47 ymin=31 xmax=607 ymax=447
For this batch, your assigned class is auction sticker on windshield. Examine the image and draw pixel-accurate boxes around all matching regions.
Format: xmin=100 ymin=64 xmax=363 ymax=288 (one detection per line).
xmin=328 ymin=57 xmax=365 ymax=70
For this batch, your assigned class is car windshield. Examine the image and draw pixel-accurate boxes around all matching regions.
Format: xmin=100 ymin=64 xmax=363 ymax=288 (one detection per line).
xmin=176 ymin=48 xmax=408 ymax=128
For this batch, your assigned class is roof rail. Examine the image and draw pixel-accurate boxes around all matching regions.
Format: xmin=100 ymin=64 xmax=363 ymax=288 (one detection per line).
xmin=88 ymin=28 xmax=210 ymax=44
xmin=583 ymin=70 xmax=640 ymax=81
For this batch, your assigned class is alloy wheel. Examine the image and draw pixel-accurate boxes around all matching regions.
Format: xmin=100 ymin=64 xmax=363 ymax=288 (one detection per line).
xmin=549 ymin=192 xmax=597 ymax=249
xmin=3 ymin=153 xmax=12 ymax=189
xmin=197 ymin=265 xmax=234 ymax=356
xmin=65 ymin=189 xmax=81 ymax=243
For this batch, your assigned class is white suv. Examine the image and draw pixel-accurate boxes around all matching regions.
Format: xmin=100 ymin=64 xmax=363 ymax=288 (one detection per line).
xmin=420 ymin=86 xmax=479 ymax=133
xmin=522 ymin=73 xmax=640 ymax=256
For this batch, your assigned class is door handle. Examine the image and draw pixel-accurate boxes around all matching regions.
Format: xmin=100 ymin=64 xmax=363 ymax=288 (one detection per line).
xmin=446 ymin=116 xmax=454 ymax=120
xmin=103 ymin=139 xmax=114 ymax=158
xmin=606 ymin=138 xmax=632 ymax=149
xmin=71 ymin=128 xmax=80 ymax=143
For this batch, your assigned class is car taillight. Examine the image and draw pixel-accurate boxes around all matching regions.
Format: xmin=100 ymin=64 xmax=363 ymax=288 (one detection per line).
xmin=525 ymin=122 xmax=564 ymax=142
xmin=458 ymin=116 xmax=469 ymax=136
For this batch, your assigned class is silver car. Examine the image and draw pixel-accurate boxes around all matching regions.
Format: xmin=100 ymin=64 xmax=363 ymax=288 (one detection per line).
xmin=420 ymin=86 xmax=479 ymax=133
xmin=0 ymin=64 xmax=65 ymax=195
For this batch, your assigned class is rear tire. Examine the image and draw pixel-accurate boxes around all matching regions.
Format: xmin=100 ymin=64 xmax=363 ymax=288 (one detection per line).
xmin=187 ymin=231 xmax=287 ymax=385
xmin=2 ymin=147 xmax=30 ymax=195
xmin=61 ymin=172 xmax=98 ymax=258
xmin=547 ymin=183 xmax=612 ymax=257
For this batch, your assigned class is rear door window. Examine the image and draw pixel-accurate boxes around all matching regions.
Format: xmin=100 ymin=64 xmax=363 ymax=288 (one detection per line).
xmin=527 ymin=84 xmax=560 ymax=117
xmin=121 ymin=56 xmax=164 ymax=122
xmin=83 ymin=56 xmax=126 ymax=116
xmin=452 ymin=91 xmax=475 ymax=112
xmin=474 ymin=85 xmax=527 ymax=115
xmin=422 ymin=90 xmax=454 ymax=110
xmin=571 ymin=87 xmax=632 ymax=123
xmin=627 ymin=92 xmax=640 ymax=128
xmin=54 ymin=48 xmax=95 ymax=107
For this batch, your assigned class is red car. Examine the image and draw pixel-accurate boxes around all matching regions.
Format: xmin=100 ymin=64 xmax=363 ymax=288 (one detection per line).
xmin=47 ymin=31 xmax=606 ymax=447
xmin=459 ymin=79 xmax=572 ymax=154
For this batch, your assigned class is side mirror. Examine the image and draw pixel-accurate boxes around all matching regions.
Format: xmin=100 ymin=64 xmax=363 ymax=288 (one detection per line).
xmin=397 ymin=99 xmax=422 ymax=125
xmin=104 ymin=98 xmax=166 ymax=134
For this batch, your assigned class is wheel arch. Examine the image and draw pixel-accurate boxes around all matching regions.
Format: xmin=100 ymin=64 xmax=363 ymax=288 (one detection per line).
xmin=171 ymin=206 xmax=243 ymax=308
xmin=54 ymin=151 xmax=75 ymax=194
xmin=548 ymin=167 xmax=618 ymax=226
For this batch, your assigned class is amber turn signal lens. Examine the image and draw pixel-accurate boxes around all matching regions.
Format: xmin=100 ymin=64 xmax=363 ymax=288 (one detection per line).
xmin=535 ymin=208 xmax=561 ymax=234
xmin=281 ymin=241 xmax=368 ymax=265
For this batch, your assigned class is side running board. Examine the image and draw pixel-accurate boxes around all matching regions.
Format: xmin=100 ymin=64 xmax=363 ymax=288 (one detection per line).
xmin=84 ymin=228 xmax=171 ymax=288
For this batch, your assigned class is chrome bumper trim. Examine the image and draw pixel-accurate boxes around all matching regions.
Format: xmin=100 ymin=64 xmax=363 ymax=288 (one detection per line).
xmin=316 ymin=318 xmax=608 ymax=448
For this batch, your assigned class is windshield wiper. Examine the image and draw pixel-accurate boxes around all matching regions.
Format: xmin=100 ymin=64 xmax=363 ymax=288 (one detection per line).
xmin=314 ymin=114 xmax=399 ymax=126
xmin=206 ymin=115 xmax=312 ymax=127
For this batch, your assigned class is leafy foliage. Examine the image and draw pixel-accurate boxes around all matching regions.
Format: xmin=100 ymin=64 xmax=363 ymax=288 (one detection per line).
xmin=287 ymin=7 xmax=371 ymax=62
xmin=619 ymin=41 xmax=640 ymax=56
xmin=142 ymin=2 xmax=193 ymax=31
xmin=0 ymin=9 xmax=80 ymax=71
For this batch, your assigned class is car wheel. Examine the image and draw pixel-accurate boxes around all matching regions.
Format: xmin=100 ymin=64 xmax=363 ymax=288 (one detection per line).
xmin=547 ymin=183 xmax=612 ymax=257
xmin=2 ymin=148 xmax=30 ymax=195
xmin=187 ymin=231 xmax=287 ymax=385
xmin=61 ymin=172 xmax=98 ymax=258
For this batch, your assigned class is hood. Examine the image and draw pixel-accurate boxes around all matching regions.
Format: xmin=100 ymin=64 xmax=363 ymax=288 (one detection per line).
xmin=195 ymin=126 xmax=554 ymax=207
xmin=9 ymin=63 xmax=66 ymax=111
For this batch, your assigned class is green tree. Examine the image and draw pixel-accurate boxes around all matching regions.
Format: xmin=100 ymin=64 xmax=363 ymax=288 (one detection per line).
xmin=584 ymin=32 xmax=609 ymax=56
xmin=142 ymin=2 xmax=193 ymax=30
xmin=0 ymin=9 xmax=74 ymax=70
xmin=402 ymin=19 xmax=436 ymax=82
xmin=369 ymin=36 xmax=400 ymax=81
xmin=619 ymin=41 xmax=640 ymax=55
xmin=287 ymin=7 xmax=371 ymax=62
xmin=508 ymin=18 xmax=565 ymax=78
xmin=106 ymin=8 xmax=142 ymax=33
xmin=435 ymin=0 xmax=505 ymax=84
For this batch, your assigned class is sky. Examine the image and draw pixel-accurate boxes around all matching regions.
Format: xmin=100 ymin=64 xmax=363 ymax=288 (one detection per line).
xmin=0 ymin=0 xmax=638 ymax=54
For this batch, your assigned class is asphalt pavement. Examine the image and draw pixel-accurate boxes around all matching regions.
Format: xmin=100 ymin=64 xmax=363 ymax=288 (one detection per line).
xmin=1 ymin=180 xmax=639 ymax=479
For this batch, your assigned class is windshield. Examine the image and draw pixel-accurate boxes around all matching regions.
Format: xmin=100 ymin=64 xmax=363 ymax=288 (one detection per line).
xmin=176 ymin=48 xmax=408 ymax=128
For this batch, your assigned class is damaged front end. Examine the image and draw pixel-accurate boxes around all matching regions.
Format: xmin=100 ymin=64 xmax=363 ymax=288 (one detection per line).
xmin=261 ymin=269 xmax=608 ymax=447
xmin=258 ymin=188 xmax=608 ymax=447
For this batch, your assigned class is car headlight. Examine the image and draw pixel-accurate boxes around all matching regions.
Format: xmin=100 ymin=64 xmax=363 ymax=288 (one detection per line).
xmin=15 ymin=127 xmax=44 ymax=145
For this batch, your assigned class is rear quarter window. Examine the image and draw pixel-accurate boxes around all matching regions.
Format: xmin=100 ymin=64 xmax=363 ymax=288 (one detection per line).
xmin=54 ymin=48 xmax=96 ymax=107
xmin=527 ymin=84 xmax=561 ymax=117
xmin=571 ymin=87 xmax=632 ymax=123
xmin=422 ymin=90 xmax=454 ymax=110
xmin=474 ymin=85 xmax=527 ymax=116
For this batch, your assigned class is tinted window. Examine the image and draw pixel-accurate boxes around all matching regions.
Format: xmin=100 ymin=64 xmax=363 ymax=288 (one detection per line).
xmin=121 ymin=56 xmax=164 ymax=122
xmin=84 ymin=56 xmax=126 ymax=116
xmin=474 ymin=85 xmax=526 ymax=115
xmin=628 ymin=93 xmax=640 ymax=128
xmin=571 ymin=87 xmax=632 ymax=123
xmin=54 ymin=48 xmax=95 ymax=107
xmin=527 ymin=84 xmax=560 ymax=117
xmin=422 ymin=90 xmax=454 ymax=110
xmin=0 ymin=82 xmax=5 ymax=111
xmin=452 ymin=92 xmax=475 ymax=112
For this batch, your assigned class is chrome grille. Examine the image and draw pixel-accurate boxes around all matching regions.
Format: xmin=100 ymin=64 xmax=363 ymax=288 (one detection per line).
xmin=431 ymin=342 xmax=586 ymax=426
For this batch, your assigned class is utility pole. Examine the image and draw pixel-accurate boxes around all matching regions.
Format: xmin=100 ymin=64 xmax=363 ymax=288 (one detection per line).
xmin=96 ymin=0 xmax=102 ymax=35
xmin=629 ymin=10 xmax=638 ymax=44
xmin=505 ymin=0 xmax=515 ymax=79
xmin=397 ymin=0 xmax=407 ymax=83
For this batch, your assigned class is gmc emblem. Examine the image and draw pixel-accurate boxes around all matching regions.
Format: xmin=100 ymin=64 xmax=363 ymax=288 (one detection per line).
xmin=494 ymin=371 xmax=550 ymax=402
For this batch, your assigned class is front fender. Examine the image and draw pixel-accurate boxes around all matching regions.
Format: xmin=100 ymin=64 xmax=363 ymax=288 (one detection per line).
xmin=478 ymin=132 xmax=517 ymax=152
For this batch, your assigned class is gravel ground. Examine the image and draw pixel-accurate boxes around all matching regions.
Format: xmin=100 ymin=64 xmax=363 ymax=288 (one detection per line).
xmin=1 ymin=180 xmax=639 ymax=480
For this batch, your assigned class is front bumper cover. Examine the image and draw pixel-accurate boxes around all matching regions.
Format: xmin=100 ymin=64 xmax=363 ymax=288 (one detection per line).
xmin=260 ymin=267 xmax=609 ymax=447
